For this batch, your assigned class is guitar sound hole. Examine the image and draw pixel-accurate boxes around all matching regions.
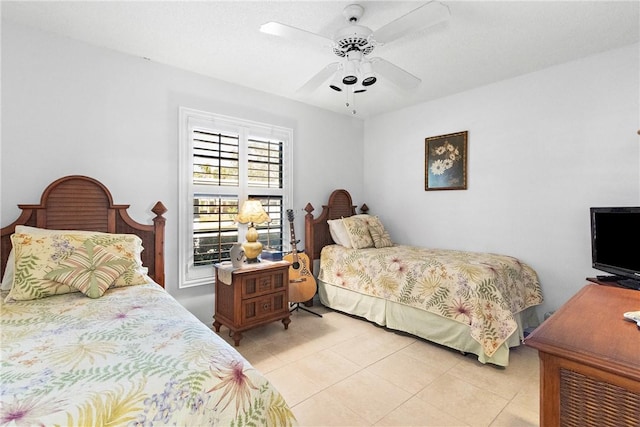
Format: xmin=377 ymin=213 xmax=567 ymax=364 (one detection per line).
xmin=293 ymin=262 xmax=300 ymax=269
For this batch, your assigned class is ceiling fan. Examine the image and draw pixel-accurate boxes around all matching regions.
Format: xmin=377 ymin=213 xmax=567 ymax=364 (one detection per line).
xmin=260 ymin=2 xmax=451 ymax=98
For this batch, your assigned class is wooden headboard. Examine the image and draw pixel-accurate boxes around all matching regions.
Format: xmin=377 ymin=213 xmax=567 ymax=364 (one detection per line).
xmin=0 ymin=175 xmax=167 ymax=287
xmin=304 ymin=189 xmax=368 ymax=272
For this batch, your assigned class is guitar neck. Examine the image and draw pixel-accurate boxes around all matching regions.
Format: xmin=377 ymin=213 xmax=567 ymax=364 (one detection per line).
xmin=286 ymin=209 xmax=301 ymax=263
xmin=289 ymin=220 xmax=299 ymax=260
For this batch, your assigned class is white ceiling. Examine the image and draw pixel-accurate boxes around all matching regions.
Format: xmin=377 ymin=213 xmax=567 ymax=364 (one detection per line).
xmin=2 ymin=1 xmax=639 ymax=118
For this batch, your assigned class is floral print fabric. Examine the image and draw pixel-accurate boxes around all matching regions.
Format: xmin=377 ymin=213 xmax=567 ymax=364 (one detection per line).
xmin=44 ymin=240 xmax=134 ymax=298
xmin=0 ymin=282 xmax=297 ymax=426
xmin=342 ymin=216 xmax=375 ymax=249
xmin=367 ymin=218 xmax=393 ymax=248
xmin=6 ymin=231 xmax=147 ymax=302
xmin=319 ymin=245 xmax=543 ymax=357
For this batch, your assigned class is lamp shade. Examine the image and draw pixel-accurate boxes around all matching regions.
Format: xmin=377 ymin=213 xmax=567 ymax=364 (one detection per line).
xmin=236 ymin=200 xmax=271 ymax=225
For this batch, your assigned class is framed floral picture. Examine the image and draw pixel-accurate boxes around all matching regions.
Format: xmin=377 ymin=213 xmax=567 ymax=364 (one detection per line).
xmin=425 ymin=131 xmax=468 ymax=191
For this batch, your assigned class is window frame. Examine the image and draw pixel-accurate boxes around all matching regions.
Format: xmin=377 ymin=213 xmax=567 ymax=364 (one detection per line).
xmin=178 ymin=107 xmax=293 ymax=288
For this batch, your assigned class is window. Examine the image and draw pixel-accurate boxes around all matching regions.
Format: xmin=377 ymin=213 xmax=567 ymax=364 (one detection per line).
xmin=179 ymin=107 xmax=292 ymax=287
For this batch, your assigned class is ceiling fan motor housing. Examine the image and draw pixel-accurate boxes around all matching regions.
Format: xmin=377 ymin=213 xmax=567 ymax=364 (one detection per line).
xmin=332 ymin=25 xmax=375 ymax=57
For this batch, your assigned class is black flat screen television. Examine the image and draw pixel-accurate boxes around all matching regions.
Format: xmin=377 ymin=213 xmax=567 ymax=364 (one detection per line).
xmin=590 ymin=206 xmax=640 ymax=286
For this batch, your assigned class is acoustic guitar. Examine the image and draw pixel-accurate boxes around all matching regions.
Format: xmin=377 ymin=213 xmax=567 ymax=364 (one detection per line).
xmin=284 ymin=209 xmax=317 ymax=303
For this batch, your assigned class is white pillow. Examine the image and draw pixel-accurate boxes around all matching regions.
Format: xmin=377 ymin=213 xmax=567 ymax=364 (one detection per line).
xmin=327 ymin=219 xmax=352 ymax=248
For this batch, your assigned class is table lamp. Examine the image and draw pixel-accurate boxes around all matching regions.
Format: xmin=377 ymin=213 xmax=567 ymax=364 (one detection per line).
xmin=236 ymin=200 xmax=271 ymax=263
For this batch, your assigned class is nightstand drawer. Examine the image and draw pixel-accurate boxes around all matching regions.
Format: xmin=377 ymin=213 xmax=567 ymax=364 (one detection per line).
xmin=241 ymin=270 xmax=286 ymax=298
xmin=241 ymin=291 xmax=287 ymax=325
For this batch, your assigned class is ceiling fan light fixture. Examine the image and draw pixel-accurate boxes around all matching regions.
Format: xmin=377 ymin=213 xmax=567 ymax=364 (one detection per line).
xmin=360 ymin=61 xmax=376 ymax=86
xmin=329 ymin=73 xmax=343 ymax=92
xmin=353 ymin=82 xmax=367 ymax=94
xmin=342 ymin=60 xmax=358 ymax=85
xmin=343 ymin=75 xmax=358 ymax=85
xmin=362 ymin=75 xmax=376 ymax=86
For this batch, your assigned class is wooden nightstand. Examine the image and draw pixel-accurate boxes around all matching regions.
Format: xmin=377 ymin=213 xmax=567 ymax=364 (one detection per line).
xmin=213 ymin=260 xmax=291 ymax=346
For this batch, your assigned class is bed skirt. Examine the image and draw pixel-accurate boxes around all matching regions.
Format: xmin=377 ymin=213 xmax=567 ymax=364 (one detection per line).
xmin=318 ymin=279 xmax=539 ymax=367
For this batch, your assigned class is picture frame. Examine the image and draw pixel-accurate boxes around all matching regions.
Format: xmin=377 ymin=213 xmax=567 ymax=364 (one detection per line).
xmin=425 ymin=131 xmax=468 ymax=191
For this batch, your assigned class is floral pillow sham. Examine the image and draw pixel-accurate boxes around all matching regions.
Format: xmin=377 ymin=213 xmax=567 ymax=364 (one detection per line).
xmin=367 ymin=217 xmax=393 ymax=248
xmin=5 ymin=228 xmax=148 ymax=302
xmin=335 ymin=214 xmax=393 ymax=249
xmin=342 ymin=216 xmax=375 ymax=249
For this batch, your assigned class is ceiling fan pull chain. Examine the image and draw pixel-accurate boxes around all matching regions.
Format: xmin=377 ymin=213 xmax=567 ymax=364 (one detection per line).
xmin=345 ymin=88 xmax=357 ymax=115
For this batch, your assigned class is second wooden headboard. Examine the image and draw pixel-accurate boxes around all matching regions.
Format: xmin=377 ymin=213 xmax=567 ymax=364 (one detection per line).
xmin=304 ymin=189 xmax=368 ymax=272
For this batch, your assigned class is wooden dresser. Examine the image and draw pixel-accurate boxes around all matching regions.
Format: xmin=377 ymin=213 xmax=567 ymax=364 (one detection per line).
xmin=213 ymin=260 xmax=291 ymax=346
xmin=525 ymin=284 xmax=640 ymax=427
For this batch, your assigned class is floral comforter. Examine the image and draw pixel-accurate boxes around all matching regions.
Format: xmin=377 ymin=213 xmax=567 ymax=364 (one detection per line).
xmin=0 ymin=282 xmax=296 ymax=426
xmin=319 ymin=245 xmax=543 ymax=357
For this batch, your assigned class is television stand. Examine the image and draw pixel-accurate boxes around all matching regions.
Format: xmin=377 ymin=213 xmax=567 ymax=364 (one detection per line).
xmin=587 ymin=277 xmax=640 ymax=290
xmin=595 ymin=274 xmax=624 ymax=282
xmin=618 ymin=278 xmax=640 ymax=290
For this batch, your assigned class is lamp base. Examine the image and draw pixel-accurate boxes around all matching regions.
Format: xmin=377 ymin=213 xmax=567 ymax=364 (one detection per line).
xmin=242 ymin=240 xmax=263 ymax=263
xmin=245 ymin=257 xmax=261 ymax=263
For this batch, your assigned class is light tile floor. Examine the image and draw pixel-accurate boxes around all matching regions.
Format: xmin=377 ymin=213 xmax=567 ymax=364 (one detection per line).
xmin=213 ymin=303 xmax=540 ymax=427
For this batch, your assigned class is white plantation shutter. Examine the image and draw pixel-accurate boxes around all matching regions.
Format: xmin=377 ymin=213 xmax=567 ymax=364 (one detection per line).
xmin=179 ymin=107 xmax=292 ymax=287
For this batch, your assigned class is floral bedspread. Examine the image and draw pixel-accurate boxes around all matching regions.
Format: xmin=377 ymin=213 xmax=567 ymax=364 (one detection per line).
xmin=319 ymin=245 xmax=543 ymax=357
xmin=0 ymin=282 xmax=297 ymax=426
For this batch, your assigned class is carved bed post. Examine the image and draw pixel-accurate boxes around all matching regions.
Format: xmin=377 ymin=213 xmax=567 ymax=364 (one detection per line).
xmin=304 ymin=202 xmax=315 ymax=274
xmin=152 ymin=201 xmax=167 ymax=287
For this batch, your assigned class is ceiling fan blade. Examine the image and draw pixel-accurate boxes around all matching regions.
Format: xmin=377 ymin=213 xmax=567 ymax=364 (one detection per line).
xmin=260 ymin=22 xmax=333 ymax=48
xmin=372 ymin=1 xmax=451 ymax=45
xmin=370 ymin=58 xmax=421 ymax=90
xmin=296 ymin=62 xmax=341 ymax=95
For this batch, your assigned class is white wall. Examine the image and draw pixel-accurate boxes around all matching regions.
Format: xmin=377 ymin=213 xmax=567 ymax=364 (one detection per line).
xmin=3 ymin=20 xmax=638 ymax=324
xmin=364 ymin=43 xmax=640 ymax=316
xmin=0 ymin=21 xmax=364 ymax=323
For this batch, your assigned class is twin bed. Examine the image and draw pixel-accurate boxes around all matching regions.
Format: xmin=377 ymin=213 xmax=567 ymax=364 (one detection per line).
xmin=0 ymin=176 xmax=296 ymax=426
xmin=304 ymin=189 xmax=543 ymax=367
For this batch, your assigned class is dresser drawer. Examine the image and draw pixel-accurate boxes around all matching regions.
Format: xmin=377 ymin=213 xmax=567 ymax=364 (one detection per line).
xmin=241 ymin=291 xmax=287 ymax=326
xmin=241 ymin=270 xmax=286 ymax=298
